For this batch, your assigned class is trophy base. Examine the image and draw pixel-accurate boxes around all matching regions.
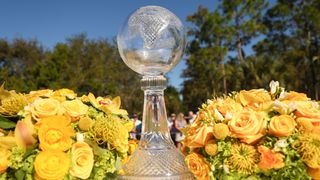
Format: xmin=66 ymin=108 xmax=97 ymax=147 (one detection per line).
xmin=119 ymin=147 xmax=194 ymax=180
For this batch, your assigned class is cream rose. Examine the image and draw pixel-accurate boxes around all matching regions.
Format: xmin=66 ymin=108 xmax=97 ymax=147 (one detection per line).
xmin=229 ymin=110 xmax=267 ymax=144
xmin=30 ymin=98 xmax=63 ymax=121
xmin=69 ymin=142 xmax=94 ymax=179
xmin=62 ymin=99 xmax=88 ymax=121
xmin=268 ymin=115 xmax=296 ymax=137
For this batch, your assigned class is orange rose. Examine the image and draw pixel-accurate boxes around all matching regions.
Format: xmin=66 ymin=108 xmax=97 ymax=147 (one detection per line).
xmin=185 ymin=153 xmax=210 ymax=180
xmin=308 ymin=167 xmax=320 ymax=180
xmin=69 ymin=142 xmax=94 ymax=179
xmin=258 ymin=146 xmax=285 ymax=170
xmin=285 ymin=91 xmax=309 ymax=101
xmin=34 ymin=150 xmax=70 ymax=180
xmin=0 ymin=148 xmax=10 ymax=173
xmin=295 ymin=106 xmax=320 ymax=127
xmin=38 ymin=115 xmax=74 ymax=151
xmin=268 ymin=115 xmax=296 ymax=137
xmin=228 ymin=110 xmax=267 ymax=144
xmin=184 ymin=124 xmax=213 ymax=149
xmin=239 ymin=89 xmax=271 ymax=108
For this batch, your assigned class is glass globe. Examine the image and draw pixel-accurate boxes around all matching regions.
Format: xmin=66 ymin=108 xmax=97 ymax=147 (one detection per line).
xmin=117 ymin=6 xmax=186 ymax=76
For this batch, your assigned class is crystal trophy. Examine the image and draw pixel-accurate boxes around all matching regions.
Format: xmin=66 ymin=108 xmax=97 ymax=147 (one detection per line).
xmin=117 ymin=6 xmax=194 ymax=180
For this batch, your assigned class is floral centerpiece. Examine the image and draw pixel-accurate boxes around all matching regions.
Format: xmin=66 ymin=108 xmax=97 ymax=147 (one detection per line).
xmin=183 ymin=81 xmax=320 ymax=180
xmin=0 ymin=85 xmax=137 ymax=180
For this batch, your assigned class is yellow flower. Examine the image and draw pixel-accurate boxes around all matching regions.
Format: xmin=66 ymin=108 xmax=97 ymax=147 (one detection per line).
xmin=62 ymin=100 xmax=88 ymax=121
xmin=89 ymin=115 xmax=128 ymax=153
xmin=0 ymin=93 xmax=28 ymax=116
xmin=53 ymin=89 xmax=77 ymax=99
xmin=268 ymin=115 xmax=296 ymax=137
xmin=30 ymin=98 xmax=63 ymax=121
xmin=184 ymin=124 xmax=214 ymax=149
xmin=227 ymin=143 xmax=259 ymax=175
xmin=15 ymin=120 xmax=36 ymax=147
xmin=0 ymin=148 xmax=10 ymax=173
xmin=308 ymin=167 xmax=320 ymax=180
xmin=185 ymin=152 xmax=210 ymax=180
xmin=205 ymin=142 xmax=218 ymax=156
xmin=239 ymin=89 xmax=271 ymax=108
xmin=295 ymin=105 xmax=320 ymax=127
xmin=69 ymin=142 xmax=94 ymax=179
xmin=34 ymin=150 xmax=70 ymax=180
xmin=78 ymin=116 xmax=94 ymax=131
xmin=38 ymin=115 xmax=74 ymax=151
xmin=212 ymin=123 xmax=229 ymax=140
xmin=228 ymin=110 xmax=267 ymax=144
xmin=258 ymin=145 xmax=285 ymax=170
xmin=88 ymin=93 xmax=128 ymax=115
xmin=214 ymin=97 xmax=243 ymax=117
xmin=26 ymin=89 xmax=53 ymax=102
xmin=128 ymin=139 xmax=138 ymax=155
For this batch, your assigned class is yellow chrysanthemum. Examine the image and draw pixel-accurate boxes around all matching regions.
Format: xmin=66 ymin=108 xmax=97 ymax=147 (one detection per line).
xmin=89 ymin=115 xmax=128 ymax=153
xmin=213 ymin=123 xmax=229 ymax=140
xmin=227 ymin=143 xmax=259 ymax=175
xmin=293 ymin=133 xmax=320 ymax=168
xmin=78 ymin=116 xmax=94 ymax=131
xmin=0 ymin=93 xmax=28 ymax=116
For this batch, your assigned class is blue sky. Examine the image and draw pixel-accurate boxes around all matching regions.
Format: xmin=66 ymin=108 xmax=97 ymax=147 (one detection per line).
xmin=0 ymin=1 xmax=262 ymax=90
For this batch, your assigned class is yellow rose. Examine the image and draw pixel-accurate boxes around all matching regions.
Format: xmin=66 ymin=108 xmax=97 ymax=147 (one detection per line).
xmin=184 ymin=124 xmax=213 ymax=149
xmin=185 ymin=152 xmax=210 ymax=180
xmin=229 ymin=110 xmax=267 ymax=144
xmin=285 ymin=91 xmax=309 ymax=101
xmin=62 ymin=100 xmax=88 ymax=121
xmin=69 ymin=142 xmax=94 ymax=179
xmin=31 ymin=98 xmax=63 ymax=121
xmin=215 ymin=98 xmax=243 ymax=117
xmin=295 ymin=106 xmax=320 ymax=127
xmin=0 ymin=148 xmax=10 ymax=173
xmin=268 ymin=115 xmax=296 ymax=137
xmin=27 ymin=89 xmax=53 ymax=102
xmin=35 ymin=150 xmax=70 ymax=180
xmin=239 ymin=89 xmax=271 ymax=108
xmin=38 ymin=115 xmax=74 ymax=151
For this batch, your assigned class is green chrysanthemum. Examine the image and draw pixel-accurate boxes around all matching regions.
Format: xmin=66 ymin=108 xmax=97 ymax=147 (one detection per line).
xmin=226 ymin=143 xmax=259 ymax=175
xmin=293 ymin=133 xmax=320 ymax=168
xmin=89 ymin=115 xmax=128 ymax=153
xmin=0 ymin=93 xmax=28 ymax=116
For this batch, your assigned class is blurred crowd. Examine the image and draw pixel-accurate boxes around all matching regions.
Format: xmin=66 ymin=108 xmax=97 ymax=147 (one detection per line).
xmin=129 ymin=111 xmax=197 ymax=148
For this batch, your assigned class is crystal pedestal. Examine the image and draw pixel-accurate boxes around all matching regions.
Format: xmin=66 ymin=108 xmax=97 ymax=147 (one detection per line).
xmin=117 ymin=6 xmax=193 ymax=180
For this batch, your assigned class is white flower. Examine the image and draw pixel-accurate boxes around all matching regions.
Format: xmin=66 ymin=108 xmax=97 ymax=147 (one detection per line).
xmin=273 ymin=100 xmax=289 ymax=114
xmin=273 ymin=139 xmax=288 ymax=152
xmin=288 ymin=102 xmax=297 ymax=113
xmin=214 ymin=109 xmax=224 ymax=121
xmin=223 ymin=164 xmax=230 ymax=174
xmin=76 ymin=133 xmax=84 ymax=142
xmin=225 ymin=112 xmax=233 ymax=120
xmin=270 ymin=80 xmax=279 ymax=94
xmin=279 ymin=88 xmax=288 ymax=100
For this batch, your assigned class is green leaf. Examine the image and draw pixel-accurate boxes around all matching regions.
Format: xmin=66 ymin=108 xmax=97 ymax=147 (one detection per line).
xmin=0 ymin=116 xmax=16 ymax=129
xmin=14 ymin=169 xmax=25 ymax=180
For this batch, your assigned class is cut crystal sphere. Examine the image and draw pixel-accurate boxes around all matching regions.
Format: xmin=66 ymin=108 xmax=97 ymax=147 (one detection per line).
xmin=117 ymin=6 xmax=186 ymax=75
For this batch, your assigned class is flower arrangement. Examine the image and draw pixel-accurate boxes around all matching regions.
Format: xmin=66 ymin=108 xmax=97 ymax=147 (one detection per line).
xmin=0 ymin=85 xmax=137 ymax=180
xmin=183 ymin=81 xmax=320 ymax=180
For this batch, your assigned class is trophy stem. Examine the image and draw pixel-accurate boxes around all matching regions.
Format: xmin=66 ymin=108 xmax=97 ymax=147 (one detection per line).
xmin=140 ymin=75 xmax=174 ymax=149
xmin=119 ymin=75 xmax=194 ymax=180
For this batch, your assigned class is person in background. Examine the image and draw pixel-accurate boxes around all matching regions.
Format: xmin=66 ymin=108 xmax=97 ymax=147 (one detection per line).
xmin=169 ymin=114 xmax=179 ymax=146
xmin=187 ymin=111 xmax=196 ymax=125
xmin=175 ymin=113 xmax=187 ymax=148
xmin=130 ymin=114 xmax=142 ymax=139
